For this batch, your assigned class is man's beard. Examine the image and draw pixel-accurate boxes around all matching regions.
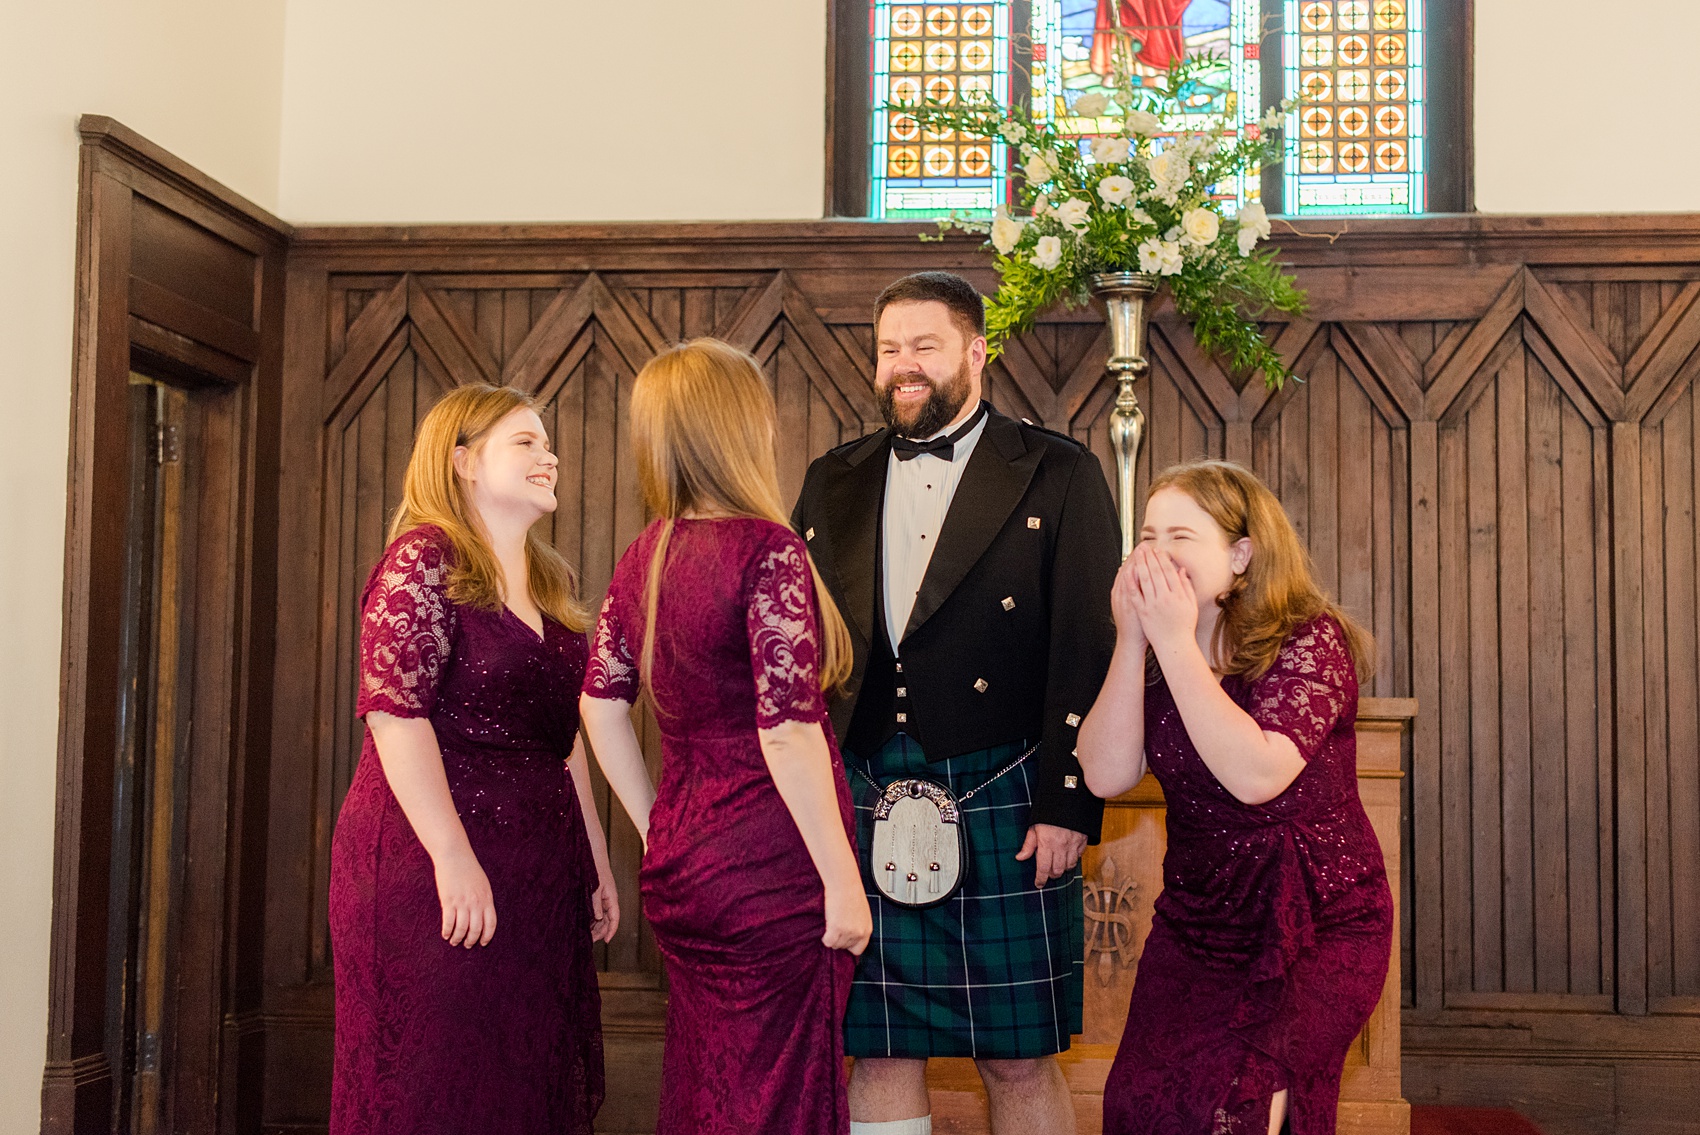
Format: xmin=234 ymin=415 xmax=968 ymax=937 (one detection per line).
xmin=878 ymin=355 xmax=974 ymax=439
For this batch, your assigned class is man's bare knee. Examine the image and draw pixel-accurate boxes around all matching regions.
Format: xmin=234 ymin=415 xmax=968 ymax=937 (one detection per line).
xmin=853 ymin=1057 xmax=928 ymax=1085
xmin=975 ymin=1056 xmax=1061 ymax=1091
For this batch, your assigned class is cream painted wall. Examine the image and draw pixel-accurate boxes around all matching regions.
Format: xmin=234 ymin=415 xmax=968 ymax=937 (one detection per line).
xmin=278 ymin=0 xmax=828 ymax=222
xmin=0 ymin=1 xmax=285 ymax=1129
xmin=1474 ymin=0 xmax=1700 ymax=212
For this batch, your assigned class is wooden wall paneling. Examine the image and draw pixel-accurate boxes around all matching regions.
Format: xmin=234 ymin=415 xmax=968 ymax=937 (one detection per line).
xmin=266 ymin=217 xmax=1700 ymax=1134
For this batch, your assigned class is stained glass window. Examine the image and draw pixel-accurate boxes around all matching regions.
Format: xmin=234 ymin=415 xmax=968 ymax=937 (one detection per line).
xmin=1030 ymin=1 xmax=1263 ymax=204
xmin=1284 ymin=0 xmax=1425 ymax=213
xmin=870 ymin=3 xmax=1013 ymax=219
xmin=864 ymin=0 xmax=1433 ymax=217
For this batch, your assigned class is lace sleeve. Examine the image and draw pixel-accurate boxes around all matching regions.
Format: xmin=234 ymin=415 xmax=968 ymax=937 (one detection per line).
xmin=1245 ymin=616 xmax=1356 ymax=760
xmin=746 ymin=530 xmax=827 ymax=729
xmin=356 ymin=527 xmax=455 ymax=719
xmin=583 ymin=593 xmax=640 ymax=703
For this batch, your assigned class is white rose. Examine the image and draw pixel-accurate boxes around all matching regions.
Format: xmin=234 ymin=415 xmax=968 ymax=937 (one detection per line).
xmin=990 ymin=209 xmax=1026 ymax=255
xmin=1124 ymin=109 xmax=1161 ymax=136
xmin=1097 ymin=175 xmax=1136 ymax=207
xmin=1073 ymin=92 xmax=1110 ymax=118
xmin=1136 ymin=239 xmax=1165 ymax=274
xmin=1090 ymin=136 xmax=1130 ymax=164
xmin=1148 ymin=148 xmax=1190 ymax=204
xmin=1181 ymin=207 xmax=1220 ymax=246
xmin=1056 ymin=197 xmax=1092 ymax=232
xmin=1236 ymin=201 xmax=1272 ymax=256
xmin=1128 ymin=206 xmax=1155 ymax=227
xmin=1157 ymin=240 xmax=1184 ymax=276
xmin=1031 ymin=192 xmax=1051 ymax=216
xmin=1031 ymin=235 xmax=1064 ymax=271
xmin=1024 ymin=150 xmax=1056 ymax=185
xmin=1000 ymin=121 xmax=1028 ymax=145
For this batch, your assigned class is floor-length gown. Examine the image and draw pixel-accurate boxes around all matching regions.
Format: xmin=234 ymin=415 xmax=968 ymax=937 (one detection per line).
xmin=582 ymin=517 xmax=857 ymax=1135
xmin=1103 ymin=615 xmax=1393 ymax=1135
xmin=329 ymin=525 xmax=604 ymax=1135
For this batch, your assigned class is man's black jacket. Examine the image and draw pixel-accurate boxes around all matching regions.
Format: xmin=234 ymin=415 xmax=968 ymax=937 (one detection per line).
xmin=790 ymin=406 xmax=1120 ymax=841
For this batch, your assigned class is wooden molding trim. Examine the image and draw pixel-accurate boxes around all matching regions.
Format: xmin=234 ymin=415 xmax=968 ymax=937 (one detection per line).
xmin=77 ymin=115 xmax=290 ymax=242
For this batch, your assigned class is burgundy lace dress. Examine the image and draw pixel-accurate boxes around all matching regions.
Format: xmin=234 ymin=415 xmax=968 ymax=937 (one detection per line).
xmin=582 ymin=517 xmax=857 ymax=1135
xmin=328 ymin=525 xmax=604 ymax=1135
xmin=1103 ymin=615 xmax=1393 ymax=1135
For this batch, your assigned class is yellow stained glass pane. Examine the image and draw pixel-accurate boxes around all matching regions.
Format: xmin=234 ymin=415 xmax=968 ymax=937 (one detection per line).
xmin=1301 ymin=141 xmax=1334 ymax=173
xmin=1339 ymin=141 xmax=1370 ymax=172
xmin=925 ymin=75 xmax=957 ymax=102
xmin=1374 ymin=0 xmax=1406 ymax=30
xmin=1375 ymin=34 xmax=1405 ymax=66
xmin=923 ymin=146 xmax=956 ymax=175
xmin=1374 ymin=69 xmax=1406 ymax=100
xmin=893 ymin=42 xmax=923 ymax=72
xmin=1302 ymin=107 xmax=1334 ymax=137
xmin=960 ymin=74 xmax=993 ymax=101
xmin=1301 ymin=71 xmax=1333 ymax=101
xmin=1300 ymin=36 xmax=1334 ymax=67
xmin=922 ymin=122 xmax=955 ymax=141
xmin=1375 ymin=104 xmax=1406 ymax=136
xmin=960 ymin=145 xmax=992 ymax=176
xmin=1301 ymin=2 xmax=1332 ymax=32
xmin=925 ymin=6 xmax=956 ymax=36
xmin=962 ymin=41 xmax=994 ymax=71
xmin=1337 ymin=34 xmax=1369 ymax=65
xmin=890 ymin=76 xmax=923 ymax=104
xmin=1338 ymin=106 xmax=1369 ymax=136
xmin=925 ymin=41 xmax=957 ymax=71
xmin=1338 ymin=69 xmax=1369 ymax=100
xmin=892 ymin=7 xmax=923 ymax=36
xmin=1375 ymin=140 xmax=1407 ymax=171
xmin=961 ymin=6 xmax=994 ymax=35
xmin=1337 ymin=0 xmax=1370 ymax=31
xmin=890 ymin=146 xmax=922 ymax=177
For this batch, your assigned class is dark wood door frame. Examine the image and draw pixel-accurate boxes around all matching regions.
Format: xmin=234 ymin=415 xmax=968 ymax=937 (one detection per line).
xmin=43 ymin=117 xmax=289 ymax=1135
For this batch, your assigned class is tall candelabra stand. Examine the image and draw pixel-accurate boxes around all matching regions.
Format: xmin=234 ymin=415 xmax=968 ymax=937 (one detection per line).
xmin=1090 ymin=272 xmax=1158 ymax=559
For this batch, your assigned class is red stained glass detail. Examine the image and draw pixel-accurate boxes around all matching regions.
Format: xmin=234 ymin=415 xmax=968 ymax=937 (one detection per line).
xmin=1244 ymin=43 xmax=1260 ymax=59
xmin=1032 ymin=44 xmax=1047 ymax=61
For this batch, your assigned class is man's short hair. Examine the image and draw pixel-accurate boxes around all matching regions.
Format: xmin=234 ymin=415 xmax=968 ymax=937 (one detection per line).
xmin=874 ymin=271 xmax=987 ymax=343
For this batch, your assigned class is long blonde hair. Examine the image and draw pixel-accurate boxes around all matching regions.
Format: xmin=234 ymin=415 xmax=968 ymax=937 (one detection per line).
xmin=630 ymin=338 xmax=853 ymax=696
xmin=389 ymin=383 xmax=589 ymax=631
xmin=1147 ymin=460 xmax=1373 ymax=682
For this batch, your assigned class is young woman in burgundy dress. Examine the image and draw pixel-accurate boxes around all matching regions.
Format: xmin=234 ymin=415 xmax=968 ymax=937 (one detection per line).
xmin=1078 ymin=460 xmax=1393 ymax=1135
xmin=329 ymin=384 xmax=617 ymax=1134
xmin=578 ymin=338 xmax=871 ymax=1135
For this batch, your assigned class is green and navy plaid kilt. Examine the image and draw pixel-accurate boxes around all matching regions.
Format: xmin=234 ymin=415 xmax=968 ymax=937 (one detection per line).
xmin=844 ymin=734 xmax=1084 ymax=1059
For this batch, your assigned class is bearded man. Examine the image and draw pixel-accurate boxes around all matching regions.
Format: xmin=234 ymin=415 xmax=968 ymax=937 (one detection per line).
xmin=791 ymin=272 xmax=1120 ymax=1135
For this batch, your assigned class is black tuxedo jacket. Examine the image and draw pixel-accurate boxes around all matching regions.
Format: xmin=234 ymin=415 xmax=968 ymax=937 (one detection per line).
xmin=791 ymin=406 xmax=1120 ymax=840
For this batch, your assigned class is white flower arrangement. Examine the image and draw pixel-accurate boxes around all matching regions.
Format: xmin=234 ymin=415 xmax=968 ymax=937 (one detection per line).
xmin=903 ymin=56 xmax=1308 ymax=386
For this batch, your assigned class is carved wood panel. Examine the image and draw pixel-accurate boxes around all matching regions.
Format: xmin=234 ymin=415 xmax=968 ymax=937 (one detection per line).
xmin=265 ymin=218 xmax=1700 ymax=1134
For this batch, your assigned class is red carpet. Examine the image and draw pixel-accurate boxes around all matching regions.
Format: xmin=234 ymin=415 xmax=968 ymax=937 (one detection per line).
xmin=1411 ymin=1105 xmax=1547 ymax=1135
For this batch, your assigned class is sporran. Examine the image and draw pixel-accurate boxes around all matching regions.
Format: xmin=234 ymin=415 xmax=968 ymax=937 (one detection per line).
xmin=860 ymin=741 xmax=1039 ymax=908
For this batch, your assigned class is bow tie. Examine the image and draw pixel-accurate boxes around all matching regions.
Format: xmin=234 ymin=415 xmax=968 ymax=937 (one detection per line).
xmin=892 ymin=404 xmax=986 ymax=461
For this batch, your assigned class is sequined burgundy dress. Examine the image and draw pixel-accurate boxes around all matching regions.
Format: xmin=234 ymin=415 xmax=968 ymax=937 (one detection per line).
xmin=582 ymin=517 xmax=857 ymax=1135
xmin=1103 ymin=615 xmax=1393 ymax=1135
xmin=328 ymin=525 xmax=604 ymax=1134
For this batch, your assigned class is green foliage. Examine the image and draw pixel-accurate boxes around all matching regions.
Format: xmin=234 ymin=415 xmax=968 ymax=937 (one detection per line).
xmin=886 ymin=53 xmax=1308 ymax=389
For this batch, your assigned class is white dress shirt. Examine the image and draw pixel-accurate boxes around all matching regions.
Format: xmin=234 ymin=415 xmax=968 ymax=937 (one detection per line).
xmin=881 ymin=408 xmax=988 ymax=649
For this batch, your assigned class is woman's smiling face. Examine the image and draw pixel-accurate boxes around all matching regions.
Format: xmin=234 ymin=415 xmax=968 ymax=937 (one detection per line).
xmin=456 ymin=405 xmax=559 ymax=524
xmin=1140 ymin=486 xmax=1251 ymax=609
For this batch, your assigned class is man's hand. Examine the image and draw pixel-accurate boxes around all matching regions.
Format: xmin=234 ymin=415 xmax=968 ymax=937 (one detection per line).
xmin=1015 ymin=823 xmax=1088 ymax=888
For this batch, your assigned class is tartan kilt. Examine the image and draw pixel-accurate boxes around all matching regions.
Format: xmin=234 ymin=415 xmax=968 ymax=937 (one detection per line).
xmin=844 ymin=734 xmax=1084 ymax=1059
